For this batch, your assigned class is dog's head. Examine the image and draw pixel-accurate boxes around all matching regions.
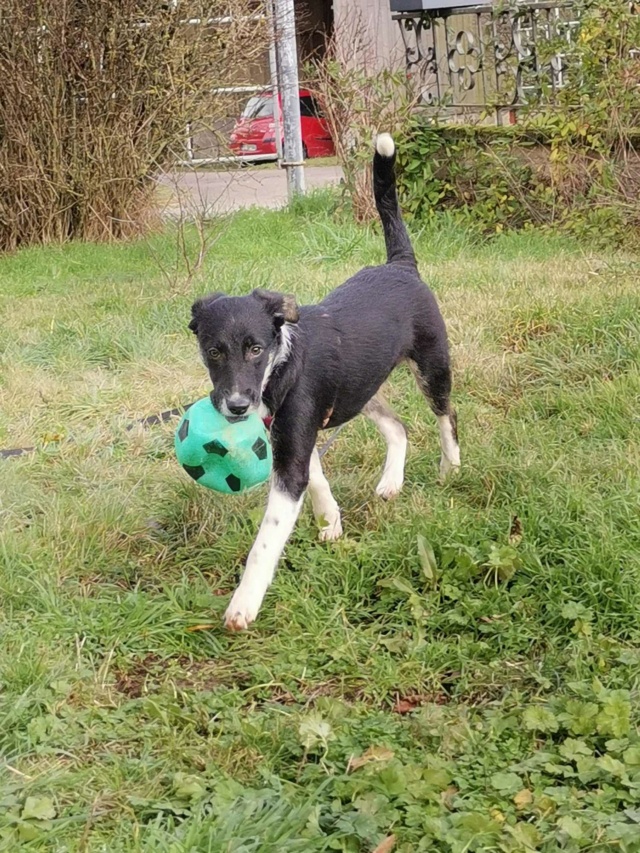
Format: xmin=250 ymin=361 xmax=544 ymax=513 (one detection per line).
xmin=189 ymin=288 xmax=299 ymax=420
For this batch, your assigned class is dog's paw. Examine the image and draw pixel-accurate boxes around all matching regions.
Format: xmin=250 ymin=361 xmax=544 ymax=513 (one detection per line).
xmin=224 ymin=589 xmax=260 ymax=631
xmin=224 ymin=609 xmax=255 ymax=631
xmin=318 ymin=513 xmax=343 ymax=542
xmin=439 ymin=457 xmax=461 ymax=481
xmin=376 ymin=474 xmax=404 ymax=500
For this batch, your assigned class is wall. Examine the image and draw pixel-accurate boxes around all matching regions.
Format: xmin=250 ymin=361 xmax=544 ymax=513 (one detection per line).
xmin=332 ymin=0 xmax=404 ymax=70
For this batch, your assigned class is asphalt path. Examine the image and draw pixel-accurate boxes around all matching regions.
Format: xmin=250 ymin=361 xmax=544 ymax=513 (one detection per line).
xmin=157 ymin=164 xmax=343 ymax=218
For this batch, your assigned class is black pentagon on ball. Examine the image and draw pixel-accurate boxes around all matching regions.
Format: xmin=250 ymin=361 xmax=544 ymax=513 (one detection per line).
xmin=183 ymin=463 xmax=205 ymax=481
xmin=225 ymin=473 xmax=242 ymax=492
xmin=178 ymin=418 xmax=189 ymax=442
xmin=203 ymin=438 xmax=228 ymax=457
xmin=252 ymin=437 xmax=268 ymax=461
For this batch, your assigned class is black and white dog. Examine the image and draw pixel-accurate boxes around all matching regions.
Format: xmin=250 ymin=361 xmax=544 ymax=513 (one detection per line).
xmin=188 ymin=134 xmax=460 ymax=630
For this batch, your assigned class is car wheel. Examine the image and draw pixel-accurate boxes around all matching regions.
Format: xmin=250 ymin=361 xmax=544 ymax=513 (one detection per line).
xmin=302 ymin=143 xmax=308 ymax=160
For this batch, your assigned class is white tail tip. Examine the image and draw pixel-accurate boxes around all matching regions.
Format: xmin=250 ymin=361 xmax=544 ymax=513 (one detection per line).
xmin=375 ymin=133 xmax=395 ymax=158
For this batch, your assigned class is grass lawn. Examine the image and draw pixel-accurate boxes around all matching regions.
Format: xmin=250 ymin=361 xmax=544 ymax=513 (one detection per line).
xmin=1 ymin=196 xmax=640 ymax=851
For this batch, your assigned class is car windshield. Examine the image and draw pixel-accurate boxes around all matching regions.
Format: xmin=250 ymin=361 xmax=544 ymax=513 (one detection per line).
xmin=241 ymin=95 xmax=274 ymax=120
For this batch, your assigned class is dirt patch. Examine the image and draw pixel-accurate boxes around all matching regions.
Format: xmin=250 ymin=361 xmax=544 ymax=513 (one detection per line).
xmin=392 ymin=693 xmax=449 ymax=715
xmin=113 ymin=654 xmax=231 ymax=698
xmin=114 ymin=653 xmax=163 ymax=698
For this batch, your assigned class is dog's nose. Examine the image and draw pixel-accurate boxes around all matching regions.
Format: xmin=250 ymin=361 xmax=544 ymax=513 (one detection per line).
xmin=226 ymin=395 xmax=251 ymax=416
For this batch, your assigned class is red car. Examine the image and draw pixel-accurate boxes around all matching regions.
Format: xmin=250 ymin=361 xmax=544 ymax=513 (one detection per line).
xmin=229 ymin=88 xmax=334 ymax=160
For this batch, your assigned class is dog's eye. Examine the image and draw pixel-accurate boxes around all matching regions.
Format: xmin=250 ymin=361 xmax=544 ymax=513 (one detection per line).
xmin=208 ymin=347 xmax=222 ymax=360
xmin=249 ymin=345 xmax=264 ymax=357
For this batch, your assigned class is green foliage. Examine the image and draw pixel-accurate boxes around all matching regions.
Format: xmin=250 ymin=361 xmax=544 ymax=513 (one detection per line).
xmin=306 ymin=30 xmax=417 ymax=223
xmin=396 ymin=124 xmax=549 ymax=234
xmin=0 ymin=0 xmax=268 ymax=251
xmin=396 ymin=0 xmax=640 ymax=244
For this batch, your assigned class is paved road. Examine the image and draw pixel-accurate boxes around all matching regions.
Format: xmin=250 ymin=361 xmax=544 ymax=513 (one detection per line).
xmin=157 ymin=164 xmax=343 ymax=218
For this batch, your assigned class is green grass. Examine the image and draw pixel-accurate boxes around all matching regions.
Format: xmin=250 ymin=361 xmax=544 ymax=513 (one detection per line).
xmin=1 ymin=199 xmax=640 ymax=852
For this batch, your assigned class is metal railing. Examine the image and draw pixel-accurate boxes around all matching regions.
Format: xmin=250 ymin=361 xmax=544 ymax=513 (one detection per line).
xmin=177 ymin=3 xmax=282 ymax=167
xmin=392 ymin=1 xmax=580 ymax=124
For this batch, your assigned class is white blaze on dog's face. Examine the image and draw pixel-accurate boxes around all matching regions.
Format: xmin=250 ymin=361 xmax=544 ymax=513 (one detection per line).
xmin=188 ymin=289 xmax=298 ymax=420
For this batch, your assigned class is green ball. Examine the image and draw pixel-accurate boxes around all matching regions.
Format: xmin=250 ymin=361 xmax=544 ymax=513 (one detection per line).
xmin=174 ymin=396 xmax=272 ymax=494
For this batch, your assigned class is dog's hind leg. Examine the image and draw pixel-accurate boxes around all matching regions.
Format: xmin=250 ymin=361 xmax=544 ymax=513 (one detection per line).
xmin=408 ymin=352 xmax=460 ymax=479
xmin=308 ymin=447 xmax=343 ymax=541
xmin=362 ymin=394 xmax=408 ymax=500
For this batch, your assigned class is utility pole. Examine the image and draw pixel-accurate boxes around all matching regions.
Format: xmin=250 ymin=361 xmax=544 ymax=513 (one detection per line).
xmin=273 ymin=0 xmax=305 ymax=198
xmin=266 ymin=1 xmax=283 ymax=163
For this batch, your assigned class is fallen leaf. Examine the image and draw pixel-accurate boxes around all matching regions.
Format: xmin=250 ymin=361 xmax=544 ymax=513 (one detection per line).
xmin=186 ymin=624 xmax=216 ymax=632
xmin=441 ymin=785 xmax=458 ymax=809
xmin=372 ymin=835 xmax=396 ymax=853
xmin=514 ymin=788 xmax=534 ymax=809
xmin=509 ymin=515 xmax=523 ymax=545
xmin=348 ymin=746 xmax=395 ymax=772
xmin=42 ymin=432 xmax=64 ymax=444
xmin=299 ymin=712 xmax=333 ymax=750
xmin=393 ymin=693 xmax=447 ymax=714
xmin=21 ymin=796 xmax=56 ymax=821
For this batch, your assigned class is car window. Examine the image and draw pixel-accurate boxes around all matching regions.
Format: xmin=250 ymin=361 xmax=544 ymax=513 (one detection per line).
xmin=299 ymin=95 xmax=323 ymax=118
xmin=242 ymin=96 xmax=274 ymax=120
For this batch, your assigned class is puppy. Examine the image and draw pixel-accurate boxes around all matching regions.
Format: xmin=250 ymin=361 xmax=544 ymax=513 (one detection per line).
xmin=188 ymin=133 xmax=460 ymax=630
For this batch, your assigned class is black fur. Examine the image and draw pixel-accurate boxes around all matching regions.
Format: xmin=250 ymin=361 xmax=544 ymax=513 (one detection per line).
xmin=189 ymin=139 xmax=454 ymax=500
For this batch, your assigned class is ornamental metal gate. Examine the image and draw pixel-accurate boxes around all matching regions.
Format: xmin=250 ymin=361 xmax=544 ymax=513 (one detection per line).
xmin=391 ymin=1 xmax=581 ymax=125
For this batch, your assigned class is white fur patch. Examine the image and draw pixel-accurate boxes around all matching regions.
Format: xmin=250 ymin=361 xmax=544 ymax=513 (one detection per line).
xmin=272 ymin=322 xmax=296 ymax=369
xmin=260 ymin=352 xmax=276 ymax=397
xmin=261 ymin=322 xmax=296 ymax=402
xmin=219 ymin=398 xmax=233 ymax=418
xmin=437 ymin=414 xmax=460 ymax=479
xmin=376 ymin=133 xmax=395 ymax=158
xmin=224 ymin=481 xmax=303 ymax=630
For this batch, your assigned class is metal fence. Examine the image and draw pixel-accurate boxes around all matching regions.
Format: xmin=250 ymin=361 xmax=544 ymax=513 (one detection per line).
xmin=178 ymin=3 xmax=282 ymax=167
xmin=392 ymin=1 xmax=581 ymax=124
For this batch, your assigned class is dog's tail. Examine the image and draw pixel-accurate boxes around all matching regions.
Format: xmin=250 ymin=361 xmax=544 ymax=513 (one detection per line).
xmin=373 ymin=133 xmax=416 ymax=268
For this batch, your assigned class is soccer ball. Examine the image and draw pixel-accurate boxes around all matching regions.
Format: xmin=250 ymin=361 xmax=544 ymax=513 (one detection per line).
xmin=174 ymin=396 xmax=272 ymax=494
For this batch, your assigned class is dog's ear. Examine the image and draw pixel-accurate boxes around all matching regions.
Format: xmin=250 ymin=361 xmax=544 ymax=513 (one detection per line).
xmin=251 ymin=288 xmax=299 ymax=325
xmin=189 ymin=292 xmax=225 ymax=334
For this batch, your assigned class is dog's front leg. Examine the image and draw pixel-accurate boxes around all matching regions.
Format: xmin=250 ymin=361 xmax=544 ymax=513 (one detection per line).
xmin=224 ymin=411 xmax=315 ymax=630
xmin=224 ymin=480 xmax=304 ymax=630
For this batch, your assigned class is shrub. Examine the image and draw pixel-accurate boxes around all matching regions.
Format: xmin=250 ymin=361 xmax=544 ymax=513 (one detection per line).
xmin=306 ymin=16 xmax=417 ymax=223
xmin=0 ymin=1 xmax=267 ymax=251
xmin=393 ymin=0 xmax=640 ymax=243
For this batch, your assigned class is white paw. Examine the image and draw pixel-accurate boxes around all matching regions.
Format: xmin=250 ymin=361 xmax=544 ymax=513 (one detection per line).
xmin=224 ymin=588 xmax=260 ymax=631
xmin=319 ymin=514 xmax=343 ymax=542
xmin=376 ymin=473 xmax=404 ymax=500
xmin=439 ymin=457 xmax=461 ymax=481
